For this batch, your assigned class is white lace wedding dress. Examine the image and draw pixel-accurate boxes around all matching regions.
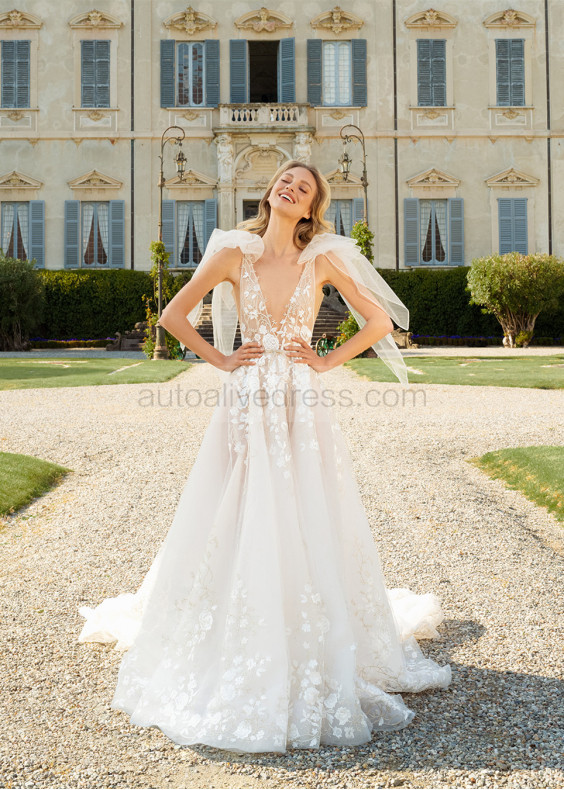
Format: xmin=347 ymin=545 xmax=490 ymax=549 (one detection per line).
xmin=78 ymin=230 xmax=452 ymax=753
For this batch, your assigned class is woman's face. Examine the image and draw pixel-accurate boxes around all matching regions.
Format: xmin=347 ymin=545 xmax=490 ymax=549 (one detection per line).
xmin=267 ymin=166 xmax=317 ymax=221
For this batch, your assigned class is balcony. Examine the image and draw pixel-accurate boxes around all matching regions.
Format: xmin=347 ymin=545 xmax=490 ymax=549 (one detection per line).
xmin=217 ymin=103 xmax=311 ymax=131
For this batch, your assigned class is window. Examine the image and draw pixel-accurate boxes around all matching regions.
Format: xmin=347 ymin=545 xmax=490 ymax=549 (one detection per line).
xmin=496 ymin=39 xmax=525 ymax=106
xmin=404 ymin=198 xmax=464 ymax=266
xmin=228 ymin=38 xmax=295 ymax=104
xmin=417 ymin=39 xmax=446 ymax=106
xmin=64 ymin=200 xmax=124 ymax=268
xmin=1 ymin=200 xmax=45 ymax=266
xmin=326 ymin=200 xmax=352 ymax=235
xmin=1 ymin=40 xmax=30 ymax=108
xmin=177 ymin=201 xmax=205 ymax=266
xmin=498 ymin=198 xmax=527 ymax=253
xmin=81 ymin=40 xmax=110 ymax=108
xmin=161 ymin=198 xmax=217 ymax=268
xmin=160 ymin=39 xmax=219 ymax=108
xmin=307 ymin=39 xmax=366 ymax=107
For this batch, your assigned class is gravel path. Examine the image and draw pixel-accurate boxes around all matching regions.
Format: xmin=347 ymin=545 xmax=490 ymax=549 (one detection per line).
xmin=1 ymin=362 xmax=563 ymax=789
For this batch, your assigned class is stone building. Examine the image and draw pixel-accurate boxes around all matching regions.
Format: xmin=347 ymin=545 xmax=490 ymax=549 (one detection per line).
xmin=0 ymin=1 xmax=561 ymax=273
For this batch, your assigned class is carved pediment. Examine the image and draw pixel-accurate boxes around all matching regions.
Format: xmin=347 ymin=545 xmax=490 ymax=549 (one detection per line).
xmin=405 ymin=8 xmax=457 ymax=28
xmin=485 ymin=167 xmax=539 ymax=187
xmin=164 ymin=6 xmax=217 ymax=35
xmin=234 ymin=7 xmax=292 ymax=32
xmin=0 ymin=9 xmax=42 ymax=28
xmin=0 ymin=170 xmax=43 ymax=189
xmin=324 ymin=168 xmax=363 ymax=186
xmin=69 ymin=9 xmax=123 ymax=29
xmin=310 ymin=6 xmax=363 ymax=34
xmin=68 ymin=170 xmax=123 ymax=189
xmin=484 ymin=9 xmax=536 ymax=28
xmin=407 ymin=168 xmax=460 ymax=187
xmin=164 ymin=169 xmax=217 ymax=187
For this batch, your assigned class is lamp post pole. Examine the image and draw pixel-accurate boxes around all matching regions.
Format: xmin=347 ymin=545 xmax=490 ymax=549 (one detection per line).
xmin=153 ymin=125 xmax=187 ymax=360
xmin=338 ymin=124 xmax=369 ymax=228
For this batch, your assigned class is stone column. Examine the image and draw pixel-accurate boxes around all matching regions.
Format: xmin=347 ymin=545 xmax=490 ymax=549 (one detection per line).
xmin=214 ymin=133 xmax=235 ymax=228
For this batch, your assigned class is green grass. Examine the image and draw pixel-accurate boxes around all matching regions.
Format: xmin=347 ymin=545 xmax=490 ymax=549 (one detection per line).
xmin=346 ymin=354 xmax=564 ymax=389
xmin=0 ymin=358 xmax=192 ymax=391
xmin=467 ymin=446 xmax=564 ymax=523
xmin=0 ymin=451 xmax=72 ymax=518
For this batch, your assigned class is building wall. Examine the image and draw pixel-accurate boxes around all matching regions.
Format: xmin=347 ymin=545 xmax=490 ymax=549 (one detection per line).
xmin=0 ymin=1 xmax=561 ymax=272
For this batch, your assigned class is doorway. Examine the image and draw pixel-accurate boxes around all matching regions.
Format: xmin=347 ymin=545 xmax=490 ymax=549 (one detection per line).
xmin=248 ymin=41 xmax=278 ymax=103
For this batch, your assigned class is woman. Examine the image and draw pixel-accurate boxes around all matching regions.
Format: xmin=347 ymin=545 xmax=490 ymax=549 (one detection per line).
xmin=78 ymin=161 xmax=451 ymax=753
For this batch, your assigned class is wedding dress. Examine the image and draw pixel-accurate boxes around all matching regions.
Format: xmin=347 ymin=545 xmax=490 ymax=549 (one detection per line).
xmin=78 ymin=229 xmax=452 ymax=753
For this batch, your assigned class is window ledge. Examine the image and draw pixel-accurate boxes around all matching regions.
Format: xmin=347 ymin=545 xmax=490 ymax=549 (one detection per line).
xmin=489 ymin=106 xmax=533 ymax=129
xmin=410 ymin=106 xmax=454 ymax=130
xmin=0 ymin=107 xmax=39 ymax=132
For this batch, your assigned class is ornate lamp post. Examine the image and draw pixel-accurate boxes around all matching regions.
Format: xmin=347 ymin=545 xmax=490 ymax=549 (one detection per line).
xmin=338 ymin=123 xmax=369 ymax=228
xmin=153 ymin=125 xmax=187 ymax=360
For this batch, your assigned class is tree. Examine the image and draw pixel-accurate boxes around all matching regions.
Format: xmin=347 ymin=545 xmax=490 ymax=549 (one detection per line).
xmin=466 ymin=252 xmax=564 ymax=347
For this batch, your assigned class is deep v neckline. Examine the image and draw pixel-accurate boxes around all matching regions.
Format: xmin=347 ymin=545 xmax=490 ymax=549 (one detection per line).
xmin=245 ymin=254 xmax=311 ymax=331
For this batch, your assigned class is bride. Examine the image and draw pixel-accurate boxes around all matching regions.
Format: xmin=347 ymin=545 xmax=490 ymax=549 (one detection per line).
xmin=78 ymin=160 xmax=452 ymax=753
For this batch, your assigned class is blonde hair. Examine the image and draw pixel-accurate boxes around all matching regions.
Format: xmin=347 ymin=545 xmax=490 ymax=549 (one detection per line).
xmin=236 ymin=160 xmax=335 ymax=249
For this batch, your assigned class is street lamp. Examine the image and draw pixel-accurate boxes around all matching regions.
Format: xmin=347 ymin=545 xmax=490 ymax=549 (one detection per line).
xmin=154 ymin=125 xmax=187 ymax=360
xmin=338 ymin=124 xmax=369 ymax=227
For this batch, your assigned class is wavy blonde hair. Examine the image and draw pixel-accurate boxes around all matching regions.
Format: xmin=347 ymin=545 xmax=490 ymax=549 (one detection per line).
xmin=236 ymin=160 xmax=335 ymax=249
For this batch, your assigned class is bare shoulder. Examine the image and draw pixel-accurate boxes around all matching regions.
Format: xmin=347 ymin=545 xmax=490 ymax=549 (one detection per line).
xmin=204 ymin=244 xmax=243 ymax=286
xmin=313 ymin=253 xmax=332 ymax=287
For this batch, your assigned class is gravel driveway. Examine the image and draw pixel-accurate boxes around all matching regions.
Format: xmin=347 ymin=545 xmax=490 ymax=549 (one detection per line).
xmin=1 ymin=361 xmax=563 ymax=789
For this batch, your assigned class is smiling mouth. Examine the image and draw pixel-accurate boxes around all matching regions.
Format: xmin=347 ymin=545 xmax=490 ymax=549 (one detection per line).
xmin=279 ymin=193 xmax=295 ymax=203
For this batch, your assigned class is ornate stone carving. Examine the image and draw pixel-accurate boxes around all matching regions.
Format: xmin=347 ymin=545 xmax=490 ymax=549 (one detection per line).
xmin=234 ymin=8 xmax=292 ymax=33
xmin=86 ymin=110 xmax=107 ymax=121
xmin=423 ymin=109 xmax=442 ymax=119
xmin=310 ymin=6 xmax=363 ymax=34
xmin=329 ymin=110 xmax=348 ymax=120
xmin=182 ymin=109 xmax=201 ymax=121
xmin=69 ymin=10 xmax=122 ymax=28
xmin=165 ymin=169 xmax=217 ymax=187
xmin=7 ymin=110 xmax=25 ymax=121
xmin=485 ymin=167 xmax=539 ymax=187
xmin=234 ymin=146 xmax=286 ymax=185
xmin=164 ymin=6 xmax=217 ymax=35
xmin=0 ymin=170 xmax=42 ymax=189
xmin=293 ymin=132 xmax=313 ymax=163
xmin=68 ymin=169 xmax=123 ymax=189
xmin=407 ymin=168 xmax=460 ymax=187
xmin=215 ymin=134 xmax=234 ymax=183
xmin=324 ymin=168 xmax=363 ymax=186
xmin=502 ymin=108 xmax=521 ymax=119
xmin=405 ymin=8 xmax=457 ymax=28
xmin=0 ymin=9 xmax=42 ymax=28
xmin=483 ymin=9 xmax=536 ymax=28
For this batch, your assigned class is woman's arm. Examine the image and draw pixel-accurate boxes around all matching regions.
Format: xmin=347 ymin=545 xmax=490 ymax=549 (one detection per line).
xmin=158 ymin=247 xmax=241 ymax=369
xmin=315 ymin=252 xmax=395 ymax=372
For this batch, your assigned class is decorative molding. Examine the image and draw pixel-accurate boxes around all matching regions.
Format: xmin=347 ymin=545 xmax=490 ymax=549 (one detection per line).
xmin=325 ymin=168 xmax=363 ymax=186
xmin=483 ymin=9 xmax=536 ymax=28
xmin=234 ymin=145 xmax=287 ymax=187
xmin=68 ymin=169 xmax=123 ymax=189
xmin=404 ymin=8 xmax=457 ymax=29
xmin=0 ymin=9 xmax=42 ymax=28
xmin=234 ymin=7 xmax=293 ymax=33
xmin=165 ymin=169 xmax=217 ymax=188
xmin=407 ymin=168 xmax=460 ymax=188
xmin=0 ymin=170 xmax=42 ymax=189
xmin=485 ymin=167 xmax=539 ymax=187
xmin=164 ymin=6 xmax=217 ymax=35
xmin=68 ymin=9 xmax=123 ymax=29
xmin=328 ymin=109 xmax=349 ymax=120
xmin=310 ymin=6 xmax=363 ymax=34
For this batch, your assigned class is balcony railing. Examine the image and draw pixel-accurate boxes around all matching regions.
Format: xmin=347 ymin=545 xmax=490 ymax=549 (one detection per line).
xmin=218 ymin=103 xmax=309 ymax=128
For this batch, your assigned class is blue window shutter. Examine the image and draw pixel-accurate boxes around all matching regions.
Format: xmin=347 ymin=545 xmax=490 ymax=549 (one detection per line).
xmin=417 ymin=40 xmax=432 ymax=106
xmin=95 ymin=40 xmax=110 ymax=107
xmin=352 ymin=198 xmax=365 ymax=227
xmin=431 ymin=39 xmax=446 ymax=106
xmin=160 ymin=40 xmax=175 ymax=108
xmin=204 ymin=39 xmax=220 ymax=107
xmin=109 ymin=200 xmax=125 ymax=267
xmin=2 ymin=40 xmax=30 ymax=108
xmin=81 ymin=40 xmax=96 ymax=107
xmin=29 ymin=200 xmax=45 ymax=268
xmin=162 ymin=200 xmax=176 ymax=264
xmin=64 ymin=200 xmax=80 ymax=269
xmin=278 ymin=37 xmax=295 ymax=102
xmin=204 ymin=199 xmax=217 ymax=248
xmin=230 ymin=40 xmax=247 ymax=103
xmin=351 ymin=39 xmax=367 ymax=106
xmin=496 ymin=39 xmax=511 ymax=106
xmin=15 ymin=40 xmax=30 ymax=108
xmin=448 ymin=198 xmax=464 ymax=265
xmin=510 ymin=39 xmax=525 ymax=106
xmin=498 ymin=198 xmax=514 ymax=253
xmin=513 ymin=198 xmax=528 ymax=253
xmin=404 ymin=198 xmax=419 ymax=265
xmin=307 ymin=39 xmax=322 ymax=105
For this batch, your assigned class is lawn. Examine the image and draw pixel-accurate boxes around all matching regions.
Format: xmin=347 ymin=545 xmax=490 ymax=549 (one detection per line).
xmin=0 ymin=451 xmax=71 ymax=518
xmin=346 ymin=354 xmax=564 ymax=389
xmin=468 ymin=446 xmax=564 ymax=523
xmin=0 ymin=358 xmax=191 ymax=391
